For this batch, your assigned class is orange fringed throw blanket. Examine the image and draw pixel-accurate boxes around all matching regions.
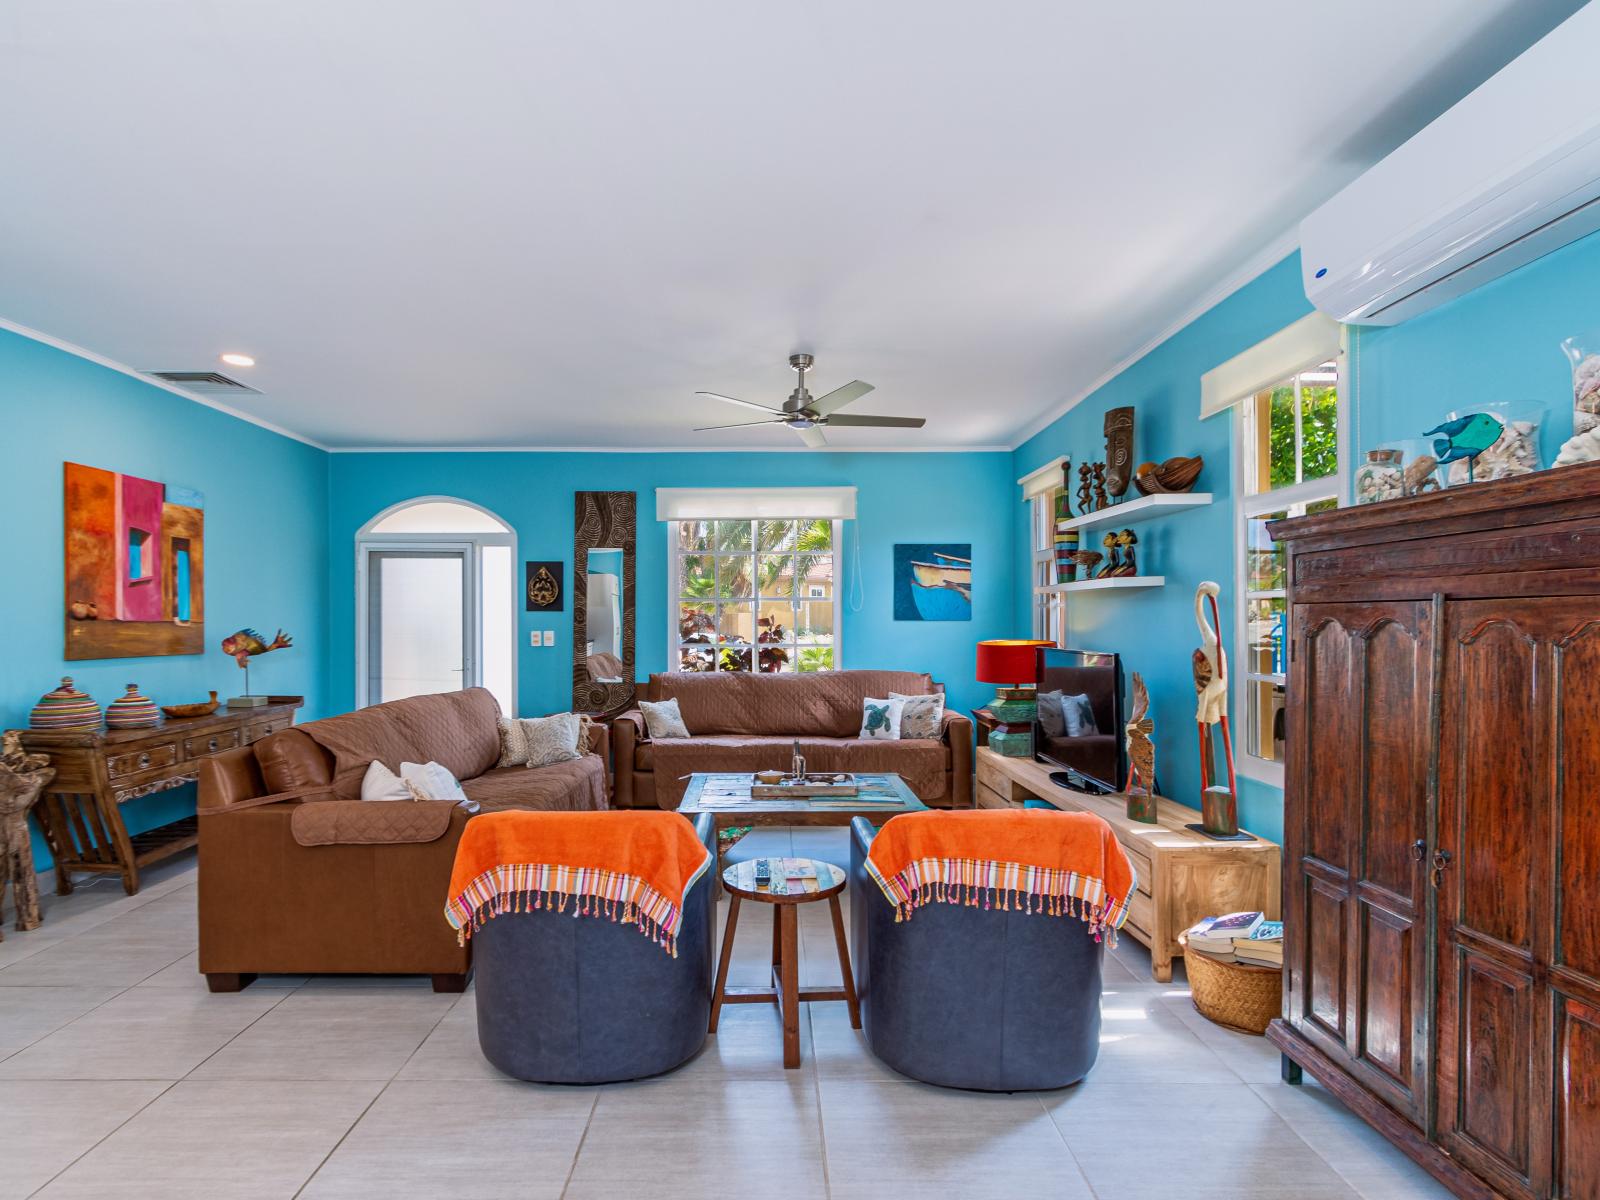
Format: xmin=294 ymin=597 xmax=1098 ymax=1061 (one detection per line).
xmin=445 ymin=811 xmax=710 ymax=955
xmin=864 ymin=809 xmax=1136 ymax=942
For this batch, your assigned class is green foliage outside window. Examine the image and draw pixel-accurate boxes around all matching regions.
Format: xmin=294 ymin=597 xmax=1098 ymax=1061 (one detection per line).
xmin=1266 ymin=383 xmax=1339 ymax=489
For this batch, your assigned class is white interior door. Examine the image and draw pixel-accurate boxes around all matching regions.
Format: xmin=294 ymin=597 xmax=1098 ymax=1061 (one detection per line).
xmin=363 ymin=545 xmax=476 ymax=705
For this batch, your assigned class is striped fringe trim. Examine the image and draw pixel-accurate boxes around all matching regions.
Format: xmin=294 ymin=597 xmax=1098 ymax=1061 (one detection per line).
xmin=444 ymin=854 xmax=709 ymax=957
xmin=863 ymin=855 xmax=1134 ymax=944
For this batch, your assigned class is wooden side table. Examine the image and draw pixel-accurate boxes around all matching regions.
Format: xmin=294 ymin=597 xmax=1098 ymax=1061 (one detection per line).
xmin=709 ymin=857 xmax=861 ymax=1069
xmin=13 ymin=699 xmax=301 ymax=895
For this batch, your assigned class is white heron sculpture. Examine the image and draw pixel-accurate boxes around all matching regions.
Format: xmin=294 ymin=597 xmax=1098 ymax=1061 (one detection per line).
xmin=1192 ymin=581 xmax=1238 ymax=832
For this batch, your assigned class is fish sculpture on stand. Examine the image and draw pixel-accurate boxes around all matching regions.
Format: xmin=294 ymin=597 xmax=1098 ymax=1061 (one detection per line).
xmin=1423 ymin=412 xmax=1505 ymax=482
xmin=221 ymin=628 xmax=293 ymax=708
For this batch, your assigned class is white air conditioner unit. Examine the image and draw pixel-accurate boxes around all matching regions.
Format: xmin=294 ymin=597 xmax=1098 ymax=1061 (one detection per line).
xmin=1302 ymin=3 xmax=1600 ymax=326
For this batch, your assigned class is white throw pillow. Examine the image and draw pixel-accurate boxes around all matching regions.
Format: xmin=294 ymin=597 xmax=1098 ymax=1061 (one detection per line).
xmin=1061 ymin=693 xmax=1098 ymax=737
xmin=520 ymin=713 xmax=583 ymax=768
xmin=859 ymin=697 xmax=905 ymax=741
xmin=889 ymin=691 xmax=945 ymax=740
xmin=640 ymin=697 xmax=690 ymax=740
xmin=400 ymin=760 xmax=468 ymax=801
xmin=1037 ymin=690 xmax=1065 ymax=737
xmin=360 ymin=759 xmax=412 ymax=801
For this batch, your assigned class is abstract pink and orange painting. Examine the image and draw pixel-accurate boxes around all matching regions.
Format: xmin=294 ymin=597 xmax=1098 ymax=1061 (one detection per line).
xmin=64 ymin=462 xmax=205 ymax=659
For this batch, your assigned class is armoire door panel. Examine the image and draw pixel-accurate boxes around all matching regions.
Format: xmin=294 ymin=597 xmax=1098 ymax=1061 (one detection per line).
xmin=1555 ymin=621 xmax=1600 ymax=984
xmin=1357 ymin=901 xmax=1414 ymax=1087
xmin=1557 ymin=995 xmax=1600 ymax=1200
xmin=1302 ymin=616 xmax=1358 ymax=869
xmin=1455 ymin=950 xmax=1534 ymax=1181
xmin=1305 ymin=876 xmax=1348 ymax=1042
xmin=1361 ymin=619 xmax=1432 ymax=897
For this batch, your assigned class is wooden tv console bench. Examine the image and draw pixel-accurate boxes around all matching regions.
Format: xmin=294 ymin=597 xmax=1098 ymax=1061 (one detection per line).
xmin=975 ymin=747 xmax=1280 ymax=981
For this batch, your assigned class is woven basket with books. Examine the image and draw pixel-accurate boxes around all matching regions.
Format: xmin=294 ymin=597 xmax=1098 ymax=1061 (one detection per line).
xmin=1180 ymin=912 xmax=1283 ymax=1036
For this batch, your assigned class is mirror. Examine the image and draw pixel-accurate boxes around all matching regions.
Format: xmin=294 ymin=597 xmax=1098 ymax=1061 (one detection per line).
xmin=584 ymin=548 xmax=624 ymax=682
xmin=572 ymin=491 xmax=636 ymax=715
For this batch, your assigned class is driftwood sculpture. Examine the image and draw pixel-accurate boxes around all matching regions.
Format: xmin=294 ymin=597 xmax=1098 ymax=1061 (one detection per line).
xmin=1124 ymin=673 xmax=1158 ymax=823
xmin=1193 ymin=581 xmax=1238 ymax=836
xmin=0 ymin=731 xmax=53 ymax=935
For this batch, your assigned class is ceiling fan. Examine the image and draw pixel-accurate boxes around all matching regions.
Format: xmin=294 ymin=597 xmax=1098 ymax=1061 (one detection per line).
xmin=694 ymin=353 xmax=925 ymax=448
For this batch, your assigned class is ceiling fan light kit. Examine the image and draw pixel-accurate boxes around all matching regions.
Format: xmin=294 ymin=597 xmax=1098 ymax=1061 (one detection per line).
xmin=693 ymin=353 xmax=926 ymax=447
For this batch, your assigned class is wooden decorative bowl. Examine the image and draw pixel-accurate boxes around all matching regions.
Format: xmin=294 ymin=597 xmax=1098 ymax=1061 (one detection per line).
xmin=161 ymin=691 xmax=219 ymax=719
xmin=1133 ymin=455 xmax=1204 ymax=495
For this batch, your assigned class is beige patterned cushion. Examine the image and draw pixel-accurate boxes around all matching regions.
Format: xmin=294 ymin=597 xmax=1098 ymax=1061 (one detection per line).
xmin=641 ymin=697 xmax=691 ymax=739
xmin=498 ymin=713 xmax=583 ymax=768
xmin=890 ymin=691 xmax=945 ymax=740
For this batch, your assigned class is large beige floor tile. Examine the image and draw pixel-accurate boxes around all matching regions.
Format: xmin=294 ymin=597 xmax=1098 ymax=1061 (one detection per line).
xmin=34 ymin=1079 xmax=381 ymax=1199
xmin=1253 ymin=1078 xmax=1456 ymax=1199
xmin=393 ymin=994 xmax=507 ymax=1082
xmin=190 ymin=986 xmax=456 ymax=1080
xmin=300 ymin=1079 xmax=595 ymax=1199
xmin=821 ymin=1078 xmax=1094 ymax=1199
xmin=1047 ymin=1081 xmax=1360 ymax=1199
xmin=0 ymin=1079 xmax=168 ymax=1199
xmin=809 ymin=1000 xmax=910 ymax=1083
xmin=564 ymin=1077 xmax=823 ymax=1191
xmin=0 ymin=986 xmax=285 ymax=1080
xmin=0 ymin=983 xmax=125 ymax=1057
xmin=0 ymin=935 xmax=190 ymax=988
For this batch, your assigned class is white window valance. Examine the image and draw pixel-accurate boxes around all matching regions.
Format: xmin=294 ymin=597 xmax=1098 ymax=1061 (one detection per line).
xmin=1017 ymin=456 xmax=1069 ymax=499
xmin=654 ymin=486 xmax=857 ymax=521
xmin=1199 ymin=311 xmax=1343 ymax=420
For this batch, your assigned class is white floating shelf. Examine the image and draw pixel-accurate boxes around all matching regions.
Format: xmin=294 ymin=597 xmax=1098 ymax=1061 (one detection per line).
xmin=1036 ymin=575 xmax=1166 ymax=595
xmin=1055 ymin=492 xmax=1212 ymax=534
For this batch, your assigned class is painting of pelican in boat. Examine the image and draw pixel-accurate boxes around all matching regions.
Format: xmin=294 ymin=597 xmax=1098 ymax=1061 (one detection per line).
xmin=894 ymin=543 xmax=972 ymax=621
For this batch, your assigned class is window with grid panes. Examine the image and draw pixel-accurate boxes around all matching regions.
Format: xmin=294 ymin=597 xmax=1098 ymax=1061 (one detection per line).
xmin=670 ymin=518 xmax=839 ymax=673
xmin=1236 ymin=358 xmax=1342 ymax=781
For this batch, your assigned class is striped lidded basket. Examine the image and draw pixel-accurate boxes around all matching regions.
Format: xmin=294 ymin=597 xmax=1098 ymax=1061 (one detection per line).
xmin=29 ymin=677 xmax=103 ymax=730
xmin=106 ymin=683 xmax=162 ymax=729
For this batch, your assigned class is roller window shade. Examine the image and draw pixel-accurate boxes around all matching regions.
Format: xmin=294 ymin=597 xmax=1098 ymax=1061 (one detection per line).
xmin=1199 ymin=312 xmax=1343 ymax=419
xmin=1017 ymin=456 xmax=1069 ymax=499
xmin=654 ymin=486 xmax=857 ymax=521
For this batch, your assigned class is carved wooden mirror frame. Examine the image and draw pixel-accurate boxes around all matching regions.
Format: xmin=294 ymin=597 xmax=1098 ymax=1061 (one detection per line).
xmin=572 ymin=491 xmax=637 ymax=716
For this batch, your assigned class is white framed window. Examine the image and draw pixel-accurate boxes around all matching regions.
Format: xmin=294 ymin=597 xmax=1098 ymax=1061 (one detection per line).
xmin=355 ymin=496 xmax=517 ymax=715
xmin=1232 ymin=351 xmax=1347 ymax=785
xmin=668 ymin=517 xmax=841 ymax=673
xmin=1019 ymin=457 xmax=1069 ymax=645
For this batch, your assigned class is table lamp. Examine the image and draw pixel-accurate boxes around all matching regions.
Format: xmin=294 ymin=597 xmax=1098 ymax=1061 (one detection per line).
xmin=975 ymin=639 xmax=1053 ymax=724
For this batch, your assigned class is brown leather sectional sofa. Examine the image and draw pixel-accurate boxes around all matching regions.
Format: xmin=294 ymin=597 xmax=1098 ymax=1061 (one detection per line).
xmin=196 ymin=688 xmax=608 ymax=992
xmin=611 ymin=670 xmax=973 ymax=810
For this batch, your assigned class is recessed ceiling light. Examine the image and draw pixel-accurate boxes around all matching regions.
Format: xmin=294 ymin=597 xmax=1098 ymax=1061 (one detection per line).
xmin=220 ymin=352 xmax=255 ymax=368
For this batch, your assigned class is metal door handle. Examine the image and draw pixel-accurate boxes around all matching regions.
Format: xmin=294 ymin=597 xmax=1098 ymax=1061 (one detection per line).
xmin=1430 ymin=849 xmax=1453 ymax=889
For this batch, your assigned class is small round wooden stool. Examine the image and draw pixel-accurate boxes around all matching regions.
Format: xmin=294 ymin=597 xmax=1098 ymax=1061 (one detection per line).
xmin=709 ymin=857 xmax=861 ymax=1069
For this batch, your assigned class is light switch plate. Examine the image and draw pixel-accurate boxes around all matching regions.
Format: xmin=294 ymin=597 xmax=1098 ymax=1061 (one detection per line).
xmin=543 ymin=630 xmax=555 ymax=647
xmin=529 ymin=631 xmax=540 ymax=648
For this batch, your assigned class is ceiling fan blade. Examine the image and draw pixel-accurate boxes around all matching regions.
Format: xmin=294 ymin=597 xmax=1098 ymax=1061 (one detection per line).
xmin=798 ymin=425 xmax=828 ymax=449
xmin=808 ymin=380 xmax=874 ymax=416
xmin=693 ymin=419 xmax=782 ymax=432
xmin=696 ymin=390 xmax=782 ymax=414
xmin=822 ymin=413 xmax=926 ymax=428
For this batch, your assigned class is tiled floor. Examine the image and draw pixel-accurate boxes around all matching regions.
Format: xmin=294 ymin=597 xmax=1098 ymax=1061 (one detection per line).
xmin=0 ymin=829 xmax=1453 ymax=1199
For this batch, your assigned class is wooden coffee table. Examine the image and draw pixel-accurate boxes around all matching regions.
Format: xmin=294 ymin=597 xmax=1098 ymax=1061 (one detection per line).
xmin=709 ymin=857 xmax=860 ymax=1069
xmin=677 ymin=772 xmax=927 ymax=876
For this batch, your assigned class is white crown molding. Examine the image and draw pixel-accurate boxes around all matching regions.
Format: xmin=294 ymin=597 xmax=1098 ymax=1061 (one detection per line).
xmin=325 ymin=443 xmax=1013 ymax=454
xmin=0 ymin=316 xmax=328 ymax=450
xmin=1005 ymin=227 xmax=1302 ymax=451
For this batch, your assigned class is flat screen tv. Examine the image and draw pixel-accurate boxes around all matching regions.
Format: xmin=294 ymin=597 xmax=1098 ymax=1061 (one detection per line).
xmin=1034 ymin=648 xmax=1126 ymax=794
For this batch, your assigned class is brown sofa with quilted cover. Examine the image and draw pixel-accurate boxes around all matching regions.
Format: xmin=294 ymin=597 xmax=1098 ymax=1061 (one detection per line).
xmin=611 ymin=671 xmax=972 ymax=810
xmin=196 ymin=688 xmax=608 ymax=992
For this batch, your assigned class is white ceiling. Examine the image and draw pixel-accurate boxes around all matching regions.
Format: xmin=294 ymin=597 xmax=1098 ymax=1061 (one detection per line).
xmin=0 ymin=1 xmax=1584 ymax=450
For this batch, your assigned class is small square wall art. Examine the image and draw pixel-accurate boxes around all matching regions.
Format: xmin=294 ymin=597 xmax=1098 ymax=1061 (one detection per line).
xmin=64 ymin=462 xmax=204 ymax=659
xmin=893 ymin=543 xmax=972 ymax=621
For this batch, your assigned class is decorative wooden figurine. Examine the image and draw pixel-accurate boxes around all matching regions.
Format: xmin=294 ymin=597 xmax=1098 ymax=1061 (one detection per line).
xmin=1104 ymin=407 xmax=1135 ymax=497
xmin=0 ymin=731 xmax=53 ymax=935
xmin=1112 ymin=529 xmax=1138 ymax=576
xmin=1076 ymin=463 xmax=1094 ymax=514
xmin=1091 ymin=462 xmax=1108 ymax=511
xmin=1192 ymin=581 xmax=1238 ymax=836
xmin=1094 ymin=532 xmax=1120 ymax=578
xmin=1124 ymin=673 xmax=1158 ymax=823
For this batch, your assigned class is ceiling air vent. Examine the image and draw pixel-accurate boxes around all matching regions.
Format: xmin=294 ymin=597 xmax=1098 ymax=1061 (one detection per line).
xmin=147 ymin=370 xmax=262 ymax=396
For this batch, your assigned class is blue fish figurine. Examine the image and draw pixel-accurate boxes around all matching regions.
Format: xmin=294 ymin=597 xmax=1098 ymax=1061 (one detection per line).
xmin=1423 ymin=412 xmax=1505 ymax=467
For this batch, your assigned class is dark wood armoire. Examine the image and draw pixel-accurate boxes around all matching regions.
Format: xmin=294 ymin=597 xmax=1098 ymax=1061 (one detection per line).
xmin=1268 ymin=462 xmax=1600 ymax=1200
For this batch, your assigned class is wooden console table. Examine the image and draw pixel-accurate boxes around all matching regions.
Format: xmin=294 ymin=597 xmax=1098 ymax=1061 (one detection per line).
xmin=14 ymin=700 xmax=301 ymax=896
xmin=975 ymin=746 xmax=1280 ymax=981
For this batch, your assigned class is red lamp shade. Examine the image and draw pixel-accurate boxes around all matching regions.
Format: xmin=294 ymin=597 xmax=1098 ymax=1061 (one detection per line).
xmin=975 ymin=639 xmax=1052 ymax=685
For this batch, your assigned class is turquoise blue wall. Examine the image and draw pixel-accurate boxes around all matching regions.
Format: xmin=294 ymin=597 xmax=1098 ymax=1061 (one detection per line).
xmin=0 ymin=329 xmax=332 ymax=869
xmin=328 ymin=451 xmax=1018 ymax=722
xmin=1013 ymin=231 xmax=1599 ymax=844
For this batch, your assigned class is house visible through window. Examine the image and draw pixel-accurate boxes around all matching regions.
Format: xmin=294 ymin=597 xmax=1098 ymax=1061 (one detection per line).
xmin=1236 ymin=358 xmax=1343 ymax=782
xmin=670 ymin=519 xmax=839 ymax=673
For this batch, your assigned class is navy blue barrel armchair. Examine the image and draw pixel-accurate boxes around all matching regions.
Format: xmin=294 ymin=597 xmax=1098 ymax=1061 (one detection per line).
xmin=849 ymin=816 xmax=1104 ymax=1090
xmin=472 ymin=812 xmax=716 ymax=1083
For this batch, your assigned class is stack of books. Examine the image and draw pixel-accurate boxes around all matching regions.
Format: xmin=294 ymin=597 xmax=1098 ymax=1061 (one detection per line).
xmin=1183 ymin=911 xmax=1284 ymax=967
